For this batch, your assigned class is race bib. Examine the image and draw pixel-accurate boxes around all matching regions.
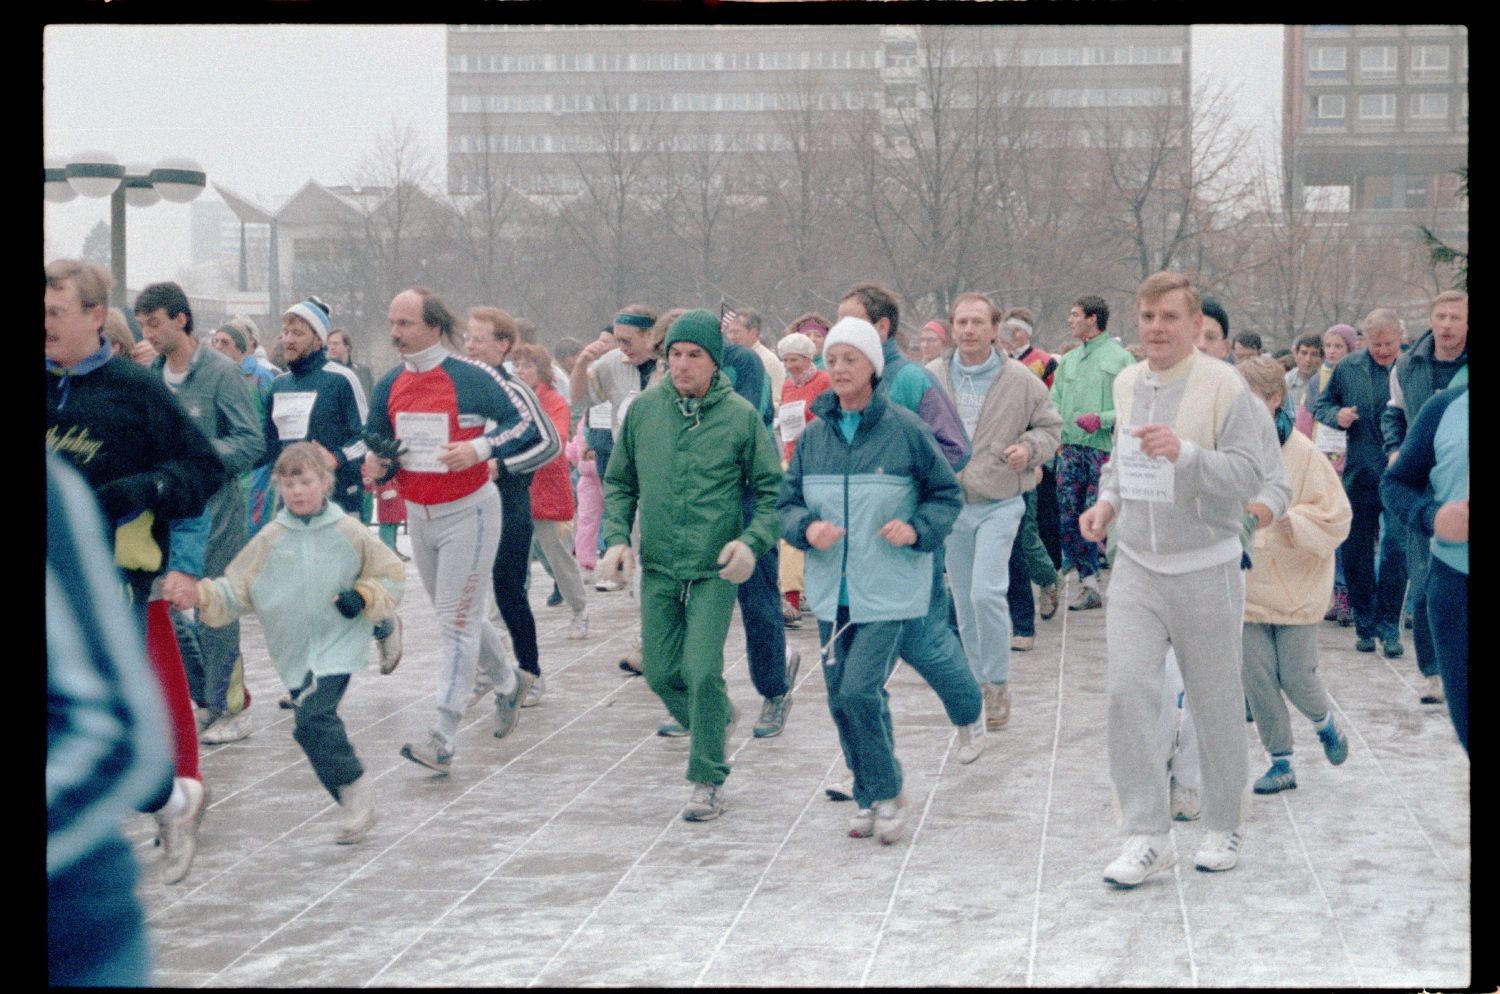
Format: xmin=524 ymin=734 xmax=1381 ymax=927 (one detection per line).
xmin=1115 ymin=433 xmax=1174 ymax=503
xmin=587 ymin=401 xmax=614 ymax=430
xmin=395 ymin=411 xmax=451 ymax=473
xmin=1313 ymin=423 xmax=1347 ymax=455
xmin=270 ymin=391 xmax=317 ymax=441
xmin=778 ymin=400 xmax=808 ymax=443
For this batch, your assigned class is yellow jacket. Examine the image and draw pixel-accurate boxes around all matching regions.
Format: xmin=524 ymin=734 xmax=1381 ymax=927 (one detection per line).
xmin=1244 ymin=429 xmax=1352 ymax=625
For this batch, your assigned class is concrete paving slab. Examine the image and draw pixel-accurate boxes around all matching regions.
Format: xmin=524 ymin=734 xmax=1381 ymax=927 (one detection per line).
xmin=127 ymin=551 xmax=1472 ymax=987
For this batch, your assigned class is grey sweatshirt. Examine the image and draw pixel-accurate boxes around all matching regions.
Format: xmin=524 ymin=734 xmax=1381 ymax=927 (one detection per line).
xmin=1098 ymin=351 xmax=1289 ymax=575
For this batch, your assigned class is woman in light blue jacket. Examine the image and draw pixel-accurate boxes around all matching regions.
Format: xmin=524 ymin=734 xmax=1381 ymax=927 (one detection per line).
xmin=778 ymin=318 xmax=962 ymax=846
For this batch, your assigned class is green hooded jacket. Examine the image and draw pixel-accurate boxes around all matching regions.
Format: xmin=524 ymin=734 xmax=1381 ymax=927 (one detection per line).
xmin=602 ymin=369 xmax=783 ymax=581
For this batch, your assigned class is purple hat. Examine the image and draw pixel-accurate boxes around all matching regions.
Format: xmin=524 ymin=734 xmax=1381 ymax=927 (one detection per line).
xmin=1324 ymin=324 xmax=1357 ymax=353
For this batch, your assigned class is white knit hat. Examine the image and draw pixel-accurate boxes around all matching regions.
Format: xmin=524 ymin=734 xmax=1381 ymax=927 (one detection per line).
xmin=777 ymin=332 xmax=816 ymax=359
xmin=822 ymin=317 xmax=884 ymax=378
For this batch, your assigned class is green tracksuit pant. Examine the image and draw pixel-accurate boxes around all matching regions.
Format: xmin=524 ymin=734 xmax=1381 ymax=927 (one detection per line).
xmin=641 ymin=569 xmax=738 ymax=786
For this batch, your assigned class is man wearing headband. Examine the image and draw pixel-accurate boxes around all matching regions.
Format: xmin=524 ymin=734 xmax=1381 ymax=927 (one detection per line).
xmin=136 ymin=281 xmax=266 ymax=746
xmin=567 ymin=305 xmax=662 ymax=663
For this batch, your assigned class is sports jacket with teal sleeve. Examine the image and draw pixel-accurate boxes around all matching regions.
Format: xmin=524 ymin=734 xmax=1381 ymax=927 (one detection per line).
xmin=778 ymin=386 xmax=963 ymax=624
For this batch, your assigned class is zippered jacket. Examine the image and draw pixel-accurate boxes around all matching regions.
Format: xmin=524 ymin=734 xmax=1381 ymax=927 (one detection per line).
xmin=779 ymin=387 xmax=962 ymax=623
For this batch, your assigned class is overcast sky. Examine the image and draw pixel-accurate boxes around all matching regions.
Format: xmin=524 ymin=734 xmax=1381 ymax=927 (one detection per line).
xmin=42 ymin=23 xmax=1283 ymax=286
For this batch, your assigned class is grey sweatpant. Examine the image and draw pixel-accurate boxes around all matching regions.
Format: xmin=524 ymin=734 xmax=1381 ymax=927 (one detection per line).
xmin=1106 ymin=553 xmax=1250 ymax=834
xmin=1241 ymin=622 xmax=1329 ymax=758
xmin=408 ymin=487 xmax=518 ymax=752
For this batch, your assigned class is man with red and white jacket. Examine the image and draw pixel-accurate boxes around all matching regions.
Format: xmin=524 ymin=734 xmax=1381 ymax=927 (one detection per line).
xmin=364 ymin=287 xmax=559 ymax=775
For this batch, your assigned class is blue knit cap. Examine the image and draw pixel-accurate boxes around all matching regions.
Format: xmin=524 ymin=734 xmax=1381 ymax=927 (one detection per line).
xmin=284 ymin=299 xmax=331 ymax=344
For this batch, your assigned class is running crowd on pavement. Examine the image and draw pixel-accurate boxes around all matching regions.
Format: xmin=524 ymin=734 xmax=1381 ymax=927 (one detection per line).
xmin=46 ymin=257 xmax=1468 ymax=984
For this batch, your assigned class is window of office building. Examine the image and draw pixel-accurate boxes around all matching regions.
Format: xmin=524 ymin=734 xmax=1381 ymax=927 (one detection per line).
xmin=1359 ymin=45 xmax=1397 ymax=79
xmin=1310 ymin=93 xmax=1345 ymax=125
xmin=1358 ymin=93 xmax=1396 ymax=124
xmin=1308 ymin=46 xmax=1347 ymax=79
xmin=1404 ymin=176 xmax=1429 ymax=210
xmin=1410 ymin=92 xmax=1448 ymax=123
xmin=1410 ymin=45 xmax=1450 ymax=79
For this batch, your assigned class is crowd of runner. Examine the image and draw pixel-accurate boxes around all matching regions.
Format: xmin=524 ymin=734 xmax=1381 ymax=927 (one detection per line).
xmin=46 ymin=257 xmax=1467 ymax=983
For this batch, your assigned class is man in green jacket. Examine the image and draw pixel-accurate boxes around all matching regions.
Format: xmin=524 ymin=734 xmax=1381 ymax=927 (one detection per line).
xmin=601 ymin=309 xmax=783 ymax=823
xmin=1049 ymin=293 xmax=1134 ymax=610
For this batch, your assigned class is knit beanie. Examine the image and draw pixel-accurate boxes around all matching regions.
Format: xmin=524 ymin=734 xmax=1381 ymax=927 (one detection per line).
xmin=284 ymin=300 xmax=331 ymax=344
xmin=216 ymin=323 xmax=248 ymax=353
xmin=1324 ymin=323 xmax=1358 ymax=354
xmin=777 ymin=332 xmax=816 ymax=359
xmin=823 ymin=317 xmax=884 ymax=378
xmin=921 ymin=320 xmax=950 ymax=344
xmin=663 ymin=308 xmax=723 ymax=369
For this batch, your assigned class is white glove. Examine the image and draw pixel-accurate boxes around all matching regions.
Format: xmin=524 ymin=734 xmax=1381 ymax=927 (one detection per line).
xmin=599 ymin=544 xmax=629 ymax=581
xmin=716 ymin=540 xmax=756 ymax=584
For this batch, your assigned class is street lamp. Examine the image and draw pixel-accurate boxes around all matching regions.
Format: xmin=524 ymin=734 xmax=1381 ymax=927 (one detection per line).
xmin=44 ymin=153 xmax=207 ymax=309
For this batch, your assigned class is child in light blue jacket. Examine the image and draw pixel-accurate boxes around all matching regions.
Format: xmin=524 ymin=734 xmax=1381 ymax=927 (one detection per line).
xmin=167 ymin=443 xmax=404 ymax=844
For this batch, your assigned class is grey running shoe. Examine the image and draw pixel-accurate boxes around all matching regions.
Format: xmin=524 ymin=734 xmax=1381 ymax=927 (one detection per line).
xmin=682 ymin=781 xmax=726 ymax=822
xmin=400 ymin=733 xmax=452 ymax=774
xmin=494 ymin=671 xmax=535 ymax=738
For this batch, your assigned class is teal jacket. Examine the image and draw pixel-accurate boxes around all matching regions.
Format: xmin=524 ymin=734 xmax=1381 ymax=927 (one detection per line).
xmin=603 ymin=371 xmax=783 ymax=581
xmin=779 ymin=387 xmax=962 ymax=623
xmin=1049 ymin=334 xmax=1134 ymax=450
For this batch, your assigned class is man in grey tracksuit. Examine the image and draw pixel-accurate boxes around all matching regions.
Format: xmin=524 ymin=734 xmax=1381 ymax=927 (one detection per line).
xmin=1081 ymin=272 xmax=1289 ymax=887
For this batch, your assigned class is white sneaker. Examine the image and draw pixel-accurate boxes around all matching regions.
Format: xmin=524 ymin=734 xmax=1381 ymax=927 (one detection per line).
xmin=1420 ymin=674 xmax=1445 ymax=704
xmin=1194 ymin=829 xmax=1244 ymax=872
xmin=465 ymin=671 xmax=496 ymax=709
xmin=1170 ymin=778 xmax=1201 ymax=822
xmin=873 ymin=795 xmax=906 ymax=845
xmin=193 ymin=706 xmax=215 ymax=733
xmin=157 ymin=777 xmax=208 ymax=884
xmin=335 ymin=775 xmax=377 ymax=845
xmin=956 ymin=719 xmax=986 ymax=764
xmin=200 ymin=711 xmax=254 ymax=745
xmin=983 ymin=682 xmax=1011 ymax=731
xmin=567 ymin=611 xmax=590 ymax=640
xmin=848 ymin=807 xmax=875 ymax=838
xmin=1103 ymin=834 xmax=1175 ymax=887
xmin=521 ymin=675 xmax=545 ymax=708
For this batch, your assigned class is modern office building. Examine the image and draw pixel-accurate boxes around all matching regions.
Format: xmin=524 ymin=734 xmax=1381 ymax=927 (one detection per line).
xmin=1283 ymin=25 xmax=1467 ymax=213
xmin=444 ymin=24 xmax=1193 ymax=195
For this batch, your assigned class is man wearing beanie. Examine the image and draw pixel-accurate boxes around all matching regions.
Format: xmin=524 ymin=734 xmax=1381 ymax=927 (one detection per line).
xmin=136 ymin=281 xmax=265 ymax=745
xmin=601 ymin=308 xmax=783 ymax=822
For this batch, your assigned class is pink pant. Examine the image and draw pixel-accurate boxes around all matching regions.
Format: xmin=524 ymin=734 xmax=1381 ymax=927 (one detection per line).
xmin=574 ymin=466 xmax=602 ymax=570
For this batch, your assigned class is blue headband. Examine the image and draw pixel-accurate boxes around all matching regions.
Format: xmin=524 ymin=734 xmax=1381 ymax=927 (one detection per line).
xmin=614 ymin=312 xmax=654 ymax=330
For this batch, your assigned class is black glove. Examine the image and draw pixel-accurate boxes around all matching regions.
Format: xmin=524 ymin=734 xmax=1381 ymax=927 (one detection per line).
xmin=362 ymin=430 xmax=407 ymax=484
xmin=95 ymin=472 xmax=161 ymax=522
xmin=334 ymin=588 xmax=366 ymax=619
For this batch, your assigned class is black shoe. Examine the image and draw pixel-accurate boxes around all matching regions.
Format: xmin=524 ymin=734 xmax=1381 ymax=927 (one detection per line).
xmin=1382 ymin=637 xmax=1404 ymax=658
xmin=546 ymin=584 xmax=564 ymax=607
xmin=1355 ymin=636 xmax=1376 ymax=653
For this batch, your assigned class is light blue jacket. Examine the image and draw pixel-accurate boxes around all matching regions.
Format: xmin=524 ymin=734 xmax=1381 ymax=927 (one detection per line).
xmin=779 ymin=387 xmax=962 ymax=623
xmin=196 ymin=502 xmax=404 ymax=688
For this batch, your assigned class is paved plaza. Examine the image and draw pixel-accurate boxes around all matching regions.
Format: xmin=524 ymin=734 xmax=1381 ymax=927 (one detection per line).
xmin=130 ymin=546 xmax=1473 ymax=988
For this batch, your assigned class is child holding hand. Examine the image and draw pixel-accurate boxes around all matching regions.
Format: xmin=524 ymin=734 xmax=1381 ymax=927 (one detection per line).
xmin=166 ymin=443 xmax=404 ymax=844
